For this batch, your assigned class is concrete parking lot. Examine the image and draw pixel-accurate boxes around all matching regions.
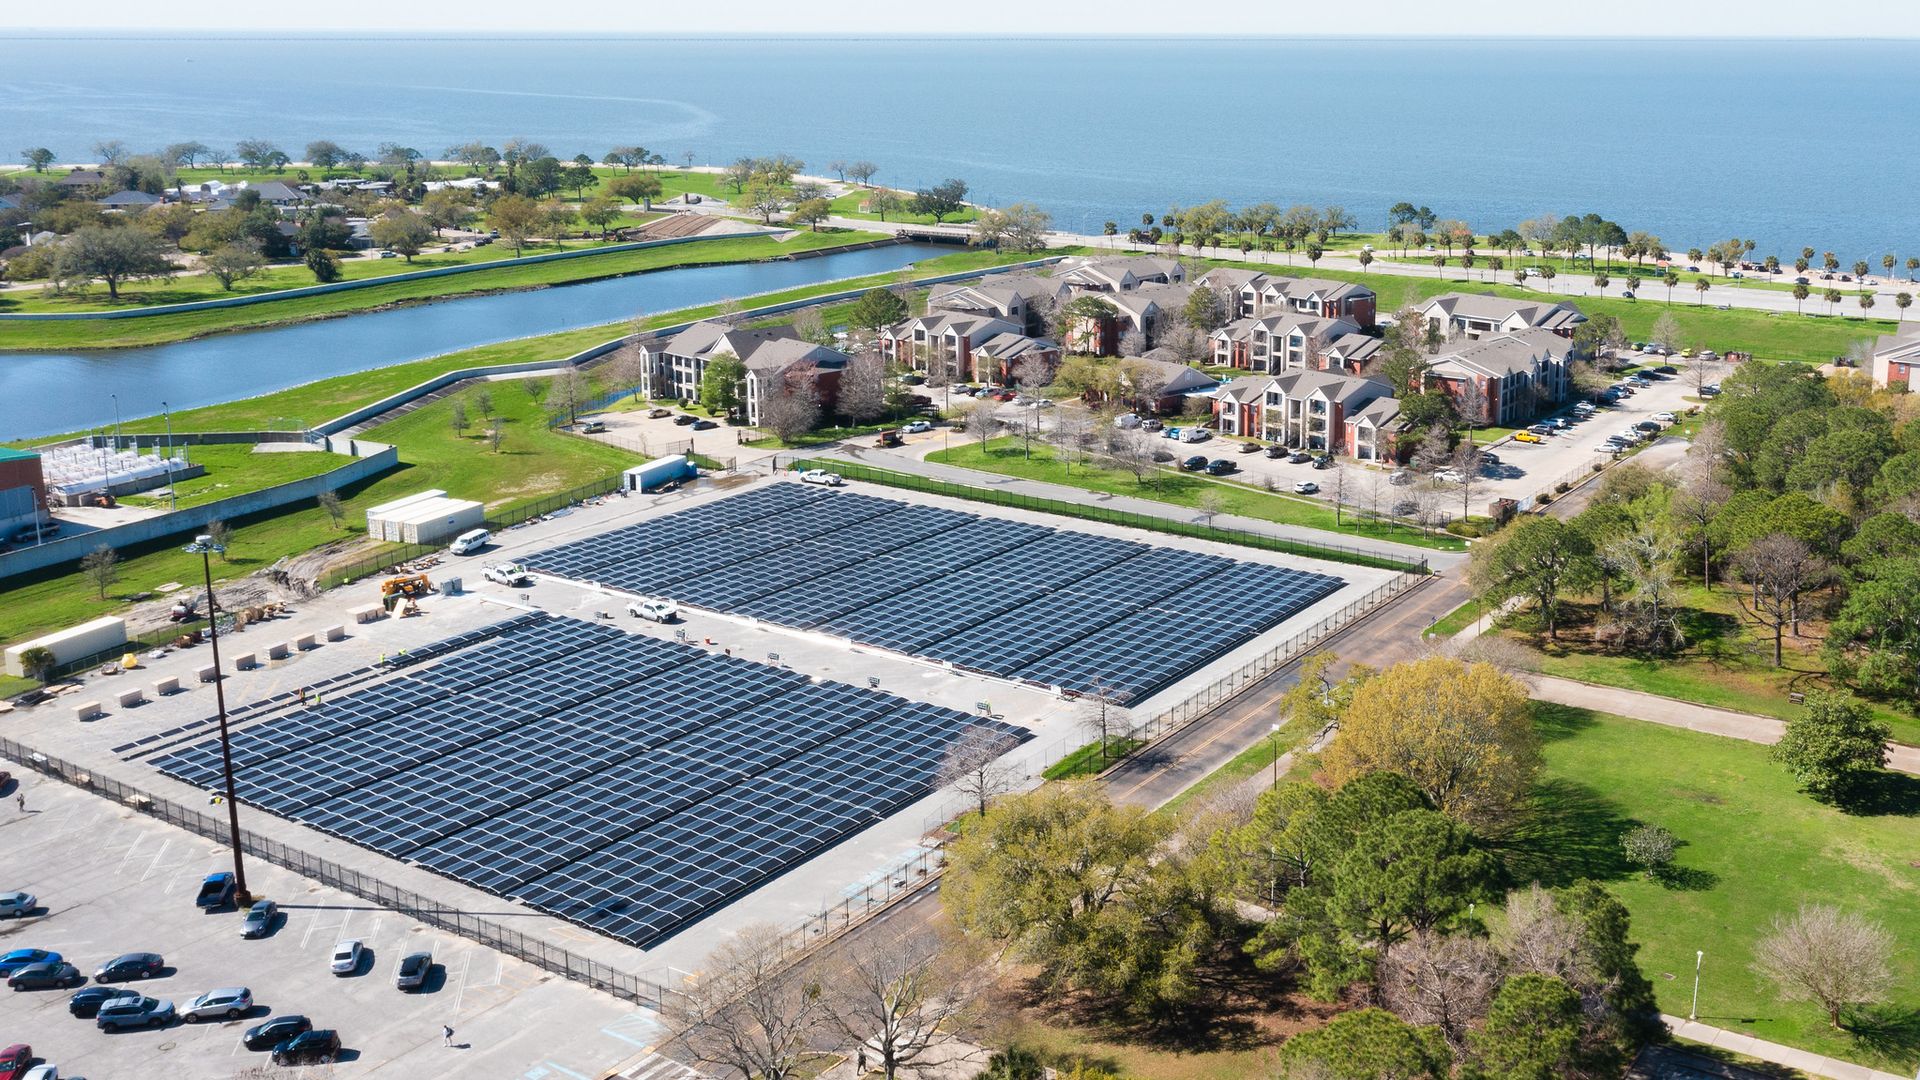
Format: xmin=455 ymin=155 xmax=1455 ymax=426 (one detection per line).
xmin=0 ymin=777 xmax=688 ymax=1080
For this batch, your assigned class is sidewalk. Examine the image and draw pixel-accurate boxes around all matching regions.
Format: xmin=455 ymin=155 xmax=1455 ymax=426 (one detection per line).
xmin=1529 ymin=675 xmax=1920 ymax=777
xmin=1664 ymin=1014 xmax=1910 ymax=1080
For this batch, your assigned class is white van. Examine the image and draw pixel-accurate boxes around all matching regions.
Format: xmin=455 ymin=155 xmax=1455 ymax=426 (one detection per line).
xmin=448 ymin=528 xmax=491 ymax=555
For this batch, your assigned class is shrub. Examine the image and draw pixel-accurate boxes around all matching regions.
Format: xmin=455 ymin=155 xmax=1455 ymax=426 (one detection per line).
xmin=1535 ymin=492 xmax=1552 ymax=505
xmin=1446 ymin=520 xmax=1482 ymax=538
xmin=1622 ymin=823 xmax=1677 ymax=878
xmin=1555 ymin=481 xmax=1571 ymax=493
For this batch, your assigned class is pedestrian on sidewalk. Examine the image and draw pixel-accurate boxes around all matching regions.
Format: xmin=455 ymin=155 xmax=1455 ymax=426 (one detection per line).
xmin=442 ymin=1024 xmax=454 ymax=1047
xmin=14 ymin=793 xmax=23 ymax=814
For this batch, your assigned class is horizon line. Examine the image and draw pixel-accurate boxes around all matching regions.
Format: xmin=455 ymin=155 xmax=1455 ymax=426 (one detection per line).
xmin=3 ymin=30 xmax=1918 ymax=41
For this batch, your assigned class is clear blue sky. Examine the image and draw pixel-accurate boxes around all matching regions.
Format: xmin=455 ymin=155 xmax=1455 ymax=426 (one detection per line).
xmin=6 ymin=0 xmax=1919 ymax=35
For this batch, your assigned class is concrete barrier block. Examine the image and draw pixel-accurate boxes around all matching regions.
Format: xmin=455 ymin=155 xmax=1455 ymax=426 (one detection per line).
xmin=74 ymin=701 xmax=103 ymax=721
xmin=267 ymin=642 xmax=290 ymax=661
xmin=232 ymin=653 xmax=257 ymax=671
xmin=153 ymin=676 xmax=179 ymax=696
xmin=196 ymin=664 xmax=219 ymax=683
xmin=117 ymin=689 xmax=144 ymax=708
xmin=351 ymin=604 xmax=384 ymax=625
xmin=295 ymin=633 xmax=316 ymax=651
xmin=324 ymin=625 xmax=346 ymax=642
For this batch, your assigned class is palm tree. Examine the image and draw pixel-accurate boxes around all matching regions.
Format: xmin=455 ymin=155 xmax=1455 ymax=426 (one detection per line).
xmin=1664 ymin=271 xmax=1680 ymax=305
xmin=1539 ymin=264 xmax=1556 ymax=292
xmin=1852 ymin=260 xmax=1870 ymax=280
xmin=1907 ymin=256 xmax=1919 ymax=281
xmin=1823 ymin=251 xmax=1840 ymax=276
xmin=1825 ymin=288 xmax=1842 ymax=315
xmin=1763 ymin=255 xmax=1779 ymax=281
xmin=1793 ymin=283 xmax=1810 ymax=313
xmin=1431 ymin=254 xmax=1445 ymax=277
xmin=1695 ymin=278 xmax=1712 ymax=306
xmin=1884 ymin=253 xmax=1897 ymax=281
xmin=1802 ymin=247 xmax=1816 ymax=264
xmin=1859 ymin=292 xmax=1876 ymax=316
xmin=1898 ymin=293 xmax=1913 ymax=323
xmin=1625 ymin=272 xmax=1642 ymax=296
xmin=1358 ymin=249 xmax=1374 ymax=272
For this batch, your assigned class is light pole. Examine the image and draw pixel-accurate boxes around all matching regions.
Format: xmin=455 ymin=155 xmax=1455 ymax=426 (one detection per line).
xmin=185 ymin=534 xmax=251 ymax=907
xmin=162 ymin=402 xmax=176 ymax=510
xmin=1270 ymin=722 xmax=1281 ymax=787
xmin=1689 ymin=949 xmax=1704 ymax=1021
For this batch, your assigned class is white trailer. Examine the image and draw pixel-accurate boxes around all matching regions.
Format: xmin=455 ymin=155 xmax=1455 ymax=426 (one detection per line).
xmin=5 ymin=615 xmax=129 ymax=677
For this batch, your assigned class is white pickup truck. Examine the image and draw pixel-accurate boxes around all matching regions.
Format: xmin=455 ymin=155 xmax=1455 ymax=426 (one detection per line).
xmin=482 ymin=562 xmax=532 ymax=587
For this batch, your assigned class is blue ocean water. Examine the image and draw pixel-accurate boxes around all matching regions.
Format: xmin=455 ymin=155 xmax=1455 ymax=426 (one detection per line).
xmin=0 ymin=35 xmax=1914 ymax=261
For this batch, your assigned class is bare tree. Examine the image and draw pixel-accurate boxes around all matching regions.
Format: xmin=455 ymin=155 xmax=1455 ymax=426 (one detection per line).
xmin=607 ymin=346 xmax=650 ymax=402
xmin=1752 ymin=904 xmax=1894 ymax=1029
xmin=1117 ymin=329 xmax=1147 ymax=358
xmin=791 ymin=307 xmax=831 ymax=346
xmin=450 ymin=398 xmax=469 ymax=436
xmin=1196 ymin=488 xmax=1227 ymax=528
xmin=826 ymin=932 xmax=985 ymax=1080
xmin=81 ymin=544 xmax=120 ymax=599
xmin=473 ymin=387 xmax=494 ymax=422
xmin=835 ymin=351 xmax=889 ymax=425
xmin=549 ymin=367 xmax=593 ymax=426
xmin=1379 ymin=931 xmax=1502 ymax=1051
xmin=1672 ymin=460 xmax=1731 ymax=586
xmin=1411 ymin=420 xmax=1453 ymax=476
xmin=205 ymin=520 xmax=233 ymax=561
xmin=316 ymin=491 xmax=345 ymax=530
xmin=760 ymin=373 xmax=823 ymax=443
xmin=1107 ymin=430 xmax=1158 ymax=483
xmin=1010 ymin=354 xmax=1053 ymax=391
xmin=957 ymin=397 xmax=998 ymax=449
xmin=1736 ymin=534 xmax=1829 ymax=666
xmin=1050 ymin=408 xmax=1096 ymax=464
xmin=488 ymin=425 xmax=505 ymax=453
xmin=1451 ymin=441 xmax=1482 ymax=521
xmin=674 ymin=924 xmax=827 ymax=1079
xmin=938 ymin=723 xmax=1020 ymax=819
xmin=1683 ymin=350 xmax=1716 ymax=397
xmin=1081 ymin=680 xmax=1129 ymax=761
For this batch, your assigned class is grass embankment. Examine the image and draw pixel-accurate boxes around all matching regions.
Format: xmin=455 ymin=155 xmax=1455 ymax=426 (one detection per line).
xmin=1042 ymin=738 xmax=1144 ymax=781
xmin=1527 ymin=704 xmax=1920 ymax=1071
xmin=1158 ymin=724 xmax=1306 ymax=817
xmin=827 ymin=189 xmax=979 ymax=226
xmin=925 ymin=438 xmax=1463 ymax=554
xmin=1508 ymin=584 xmax=1920 ymax=747
xmin=1183 ymin=252 xmax=1897 ymax=364
xmin=0 ymin=229 xmax=888 ymax=351
xmin=115 ymin=444 xmax=354 ymax=510
xmin=1424 ymin=596 xmax=1489 ymax=638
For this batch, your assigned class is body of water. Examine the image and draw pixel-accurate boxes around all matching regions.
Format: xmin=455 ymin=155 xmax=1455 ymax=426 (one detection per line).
xmin=0 ymin=243 xmax=938 ymax=439
xmin=2 ymin=35 xmax=1914 ymax=260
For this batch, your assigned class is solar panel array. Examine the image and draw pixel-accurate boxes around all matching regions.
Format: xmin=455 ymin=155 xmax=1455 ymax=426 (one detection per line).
xmin=152 ymin=613 xmax=1020 ymax=949
xmin=524 ymin=483 xmax=1348 ymax=702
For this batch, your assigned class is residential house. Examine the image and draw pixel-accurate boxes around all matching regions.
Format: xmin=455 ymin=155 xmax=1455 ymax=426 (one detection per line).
xmin=1423 ymin=328 xmax=1572 ymax=426
xmin=1108 ymin=356 xmax=1217 ymax=415
xmin=96 ymin=190 xmax=163 ymax=209
xmin=1419 ymin=293 xmax=1587 ymax=340
xmin=1057 ymin=255 xmax=1186 ymax=294
xmin=1105 ymin=284 xmax=1197 ymax=351
xmin=54 ymin=169 xmax=107 ymax=191
xmin=1211 ymin=370 xmax=1399 ymax=459
xmin=926 ymin=273 xmax=1067 ymax=334
xmin=235 ymin=180 xmax=310 ymax=207
xmin=741 ymin=338 xmax=849 ymax=426
xmin=1195 ymin=268 xmax=1378 ymax=329
xmin=880 ymin=312 xmax=1057 ymax=383
xmin=1869 ymin=325 xmax=1920 ymax=389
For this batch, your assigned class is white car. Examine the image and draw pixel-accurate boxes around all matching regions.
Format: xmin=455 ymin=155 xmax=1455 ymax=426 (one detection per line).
xmin=482 ymin=562 xmax=531 ymax=587
xmin=182 ymin=986 xmax=253 ymax=1022
xmin=1613 ymin=429 xmax=1643 ymax=444
xmin=1652 ymin=411 xmax=1678 ymax=423
xmin=798 ymin=469 xmax=843 ymax=486
xmin=901 ymin=420 xmax=933 ymax=434
xmin=1115 ymin=413 xmax=1142 ymax=429
xmin=1431 ymin=469 xmax=1463 ymax=484
xmin=330 ymin=939 xmax=364 ymax=975
xmin=21 ymin=1066 xmax=57 ymax=1080
xmin=1180 ymin=427 xmax=1211 ymax=443
xmin=1549 ymin=417 xmax=1570 ymax=429
xmin=1293 ymin=481 xmax=1319 ymax=495
xmin=628 ymin=598 xmax=679 ymax=623
xmin=0 ymin=891 xmax=35 ymax=918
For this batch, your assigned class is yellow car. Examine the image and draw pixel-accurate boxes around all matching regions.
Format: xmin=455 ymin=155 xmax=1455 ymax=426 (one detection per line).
xmin=1679 ymin=348 xmax=1695 ymax=359
xmin=1512 ymin=430 xmax=1543 ymax=443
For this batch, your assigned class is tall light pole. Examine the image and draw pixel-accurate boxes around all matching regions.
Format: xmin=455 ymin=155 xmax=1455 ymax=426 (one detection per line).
xmin=162 ymin=402 xmax=177 ymax=511
xmin=1270 ymin=722 xmax=1281 ymax=787
xmin=185 ymin=534 xmax=251 ymax=906
xmin=1689 ymin=949 xmax=1704 ymax=1021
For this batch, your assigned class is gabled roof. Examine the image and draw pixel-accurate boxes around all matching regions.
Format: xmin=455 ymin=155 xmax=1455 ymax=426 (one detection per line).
xmin=1213 ymin=376 xmax=1267 ymax=404
xmin=1352 ymin=396 xmax=1403 ymax=427
xmin=1873 ymin=325 xmax=1920 ymax=361
xmin=1422 ymin=292 xmax=1587 ymax=331
xmin=1260 ymin=275 xmax=1374 ymax=303
xmin=1326 ymin=333 xmax=1383 ymax=362
xmin=1122 ymin=356 xmax=1217 ymax=394
xmin=892 ymin=312 xmax=1022 ymax=341
xmin=56 ymin=169 xmax=107 ymax=187
xmin=1058 ymin=255 xmax=1183 ymax=290
xmin=1248 ymin=312 xmax=1362 ymax=342
xmin=1430 ymin=328 xmax=1567 ymax=379
xmin=98 ymin=190 xmax=163 ymax=207
xmin=1108 ymin=283 xmax=1196 ymax=319
xmin=660 ymin=319 xmax=800 ymax=361
xmin=1195 ymin=267 xmax=1266 ymax=293
xmin=976 ymin=332 xmax=1058 ymax=359
xmin=1269 ymin=369 xmax=1393 ymax=407
xmin=239 ymin=180 xmax=307 ymax=203
xmin=742 ymin=337 xmax=848 ymax=373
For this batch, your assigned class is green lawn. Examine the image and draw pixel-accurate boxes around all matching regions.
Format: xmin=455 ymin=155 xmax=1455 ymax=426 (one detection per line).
xmin=1042 ymin=738 xmax=1144 ymax=781
xmin=926 ymin=439 xmax=1464 ymax=553
xmin=1158 ymin=724 xmax=1303 ymax=817
xmin=1424 ymin=596 xmax=1489 ymax=639
xmin=0 ymin=229 xmax=888 ymax=351
xmin=828 ymin=189 xmax=979 ymax=226
xmin=1524 ymin=704 xmax=1920 ymax=1073
xmin=1511 ymin=585 xmax=1920 ymax=747
xmin=116 ymin=444 xmax=354 ymax=510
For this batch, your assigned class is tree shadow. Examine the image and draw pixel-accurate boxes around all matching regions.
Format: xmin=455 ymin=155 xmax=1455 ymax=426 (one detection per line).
xmin=1842 ymin=1003 xmax=1920 ymax=1061
xmin=1651 ymin=863 xmax=1718 ymax=892
xmin=1494 ymin=777 xmax=1635 ymax=887
xmin=1532 ymin=701 xmax=1601 ymax=744
xmin=1842 ymin=771 xmax=1920 ymax=818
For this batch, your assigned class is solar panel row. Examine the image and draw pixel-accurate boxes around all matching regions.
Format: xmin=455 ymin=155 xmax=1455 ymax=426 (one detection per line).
xmin=521 ymin=485 xmax=1347 ymax=703
xmin=151 ymin=615 xmax=1025 ymax=949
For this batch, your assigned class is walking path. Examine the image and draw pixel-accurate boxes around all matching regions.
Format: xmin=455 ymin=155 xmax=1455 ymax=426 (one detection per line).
xmin=1663 ymin=1015 xmax=1909 ymax=1080
xmin=1529 ymin=675 xmax=1920 ymax=777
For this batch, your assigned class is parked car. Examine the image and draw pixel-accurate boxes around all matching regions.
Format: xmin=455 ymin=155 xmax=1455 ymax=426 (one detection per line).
xmin=8 ymin=962 xmax=82 ymax=991
xmin=1180 ymin=427 xmax=1211 ymax=443
xmin=798 ymin=469 xmax=843 ymax=486
xmin=1287 ymin=451 xmax=1312 ymax=464
xmin=1652 ymin=364 xmax=1678 ymax=375
xmin=238 ymin=900 xmax=279 ymax=939
xmin=1140 ymin=418 xmax=1164 ymax=432
xmin=1312 ymin=454 xmax=1334 ymax=470
xmin=1263 ymin=445 xmax=1287 ymax=459
xmin=1512 ymin=430 xmax=1542 ymax=443
xmin=18 ymin=1065 xmax=55 ymax=1080
xmin=0 ymin=892 xmax=34 ymax=919
xmin=93 ymin=953 xmax=162 ymax=983
xmin=1236 ymin=441 xmax=1262 ymax=454
xmin=1180 ymin=455 xmax=1209 ymax=471
xmin=1635 ymin=420 xmax=1663 ymax=434
xmin=96 ymin=994 xmax=175 ymax=1031
xmin=329 ymin=940 xmax=364 ymax=976
xmin=68 ymin=987 xmax=136 ymax=1019
xmin=1205 ymin=459 xmax=1237 ymax=476
xmin=395 ymin=950 xmax=433 ymax=991
xmin=242 ymin=1015 xmax=312 ymax=1052
xmin=0 ymin=1046 xmax=27 ymax=1080
xmin=1431 ymin=469 xmax=1463 ymax=484
xmin=577 ymin=419 xmax=607 ymax=434
xmin=195 ymin=873 xmax=236 ymax=911
xmin=481 ymin=563 xmax=531 ymax=588
xmin=1527 ymin=424 xmax=1554 ymax=437
xmin=671 ymin=414 xmax=699 ymax=426
xmin=645 ymin=407 xmax=672 ymax=418
xmin=1150 ymin=449 xmax=1175 ymax=463
xmin=0 ymin=951 xmax=58 ymax=978
xmin=1549 ymin=417 xmax=1570 ymax=429
xmin=1479 ymin=452 xmax=1501 ymax=466
xmin=1160 ymin=426 xmax=1182 ymax=440
xmin=902 ymin=420 xmax=932 ymax=434
xmin=1293 ymin=481 xmax=1319 ymax=495
xmin=690 ymin=419 xmax=718 ymax=431
xmin=182 ymin=987 xmax=253 ymax=1023
xmin=1700 ymin=384 xmax=1721 ymax=396
xmin=272 ymin=1030 xmax=342 ymax=1066
xmin=1115 ymin=413 xmax=1142 ymax=429
xmin=1652 ymin=411 xmax=1678 ymax=423
xmin=1698 ymin=349 xmax=1718 ymax=361
xmin=1572 ymin=402 xmax=1596 ymax=415
xmin=627 ymin=598 xmax=678 ymax=623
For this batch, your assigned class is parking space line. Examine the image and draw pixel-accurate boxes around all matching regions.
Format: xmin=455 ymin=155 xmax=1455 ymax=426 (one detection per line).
xmin=542 ymin=1062 xmax=591 ymax=1079
xmin=138 ymin=837 xmax=172 ymax=882
xmin=451 ymin=949 xmax=473 ymax=1015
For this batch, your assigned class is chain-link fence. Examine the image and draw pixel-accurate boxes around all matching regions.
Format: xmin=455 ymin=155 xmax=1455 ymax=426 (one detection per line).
xmin=782 ymin=457 xmax=1430 ymax=574
xmin=0 ymin=734 xmax=679 ymax=1010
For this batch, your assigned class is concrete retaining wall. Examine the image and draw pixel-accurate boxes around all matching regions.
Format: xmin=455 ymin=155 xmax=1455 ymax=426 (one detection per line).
xmin=0 ymin=233 xmax=743 ymax=322
xmin=0 ymin=439 xmax=397 ymax=580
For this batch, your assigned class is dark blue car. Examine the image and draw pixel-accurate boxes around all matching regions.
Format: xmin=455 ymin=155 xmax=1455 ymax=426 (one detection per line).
xmin=0 ymin=950 xmax=59 ymax=977
xmin=195 ymin=872 xmax=236 ymax=911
